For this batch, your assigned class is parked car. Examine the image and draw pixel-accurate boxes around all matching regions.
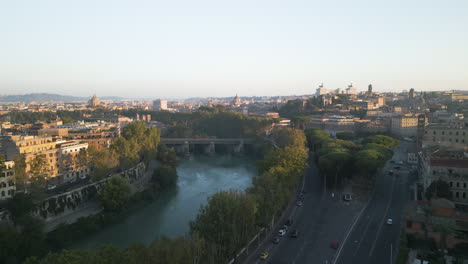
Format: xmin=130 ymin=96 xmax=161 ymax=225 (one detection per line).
xmin=387 ymin=218 xmax=393 ymax=225
xmin=343 ymin=193 xmax=352 ymax=201
xmin=277 ymin=229 xmax=286 ymax=236
xmin=271 ymin=237 xmax=280 ymax=244
xmin=397 ymin=161 xmax=404 ymax=165
xmin=330 ymin=241 xmax=339 ymax=249
xmin=394 ymin=166 xmax=401 ymax=170
xmin=260 ymin=252 xmax=269 ymax=260
xmin=290 ymin=229 xmax=299 ymax=238
xmin=284 ymin=218 xmax=293 ymax=226
xmin=390 ymin=160 xmax=395 ymax=164
xmin=389 ymin=170 xmax=394 ymax=175
xmin=296 ymin=200 xmax=303 ymax=206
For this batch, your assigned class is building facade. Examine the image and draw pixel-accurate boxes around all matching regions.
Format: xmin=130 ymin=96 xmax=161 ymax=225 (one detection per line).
xmin=422 ymin=123 xmax=468 ymax=150
xmin=153 ymin=99 xmax=168 ymax=110
xmin=0 ymin=160 xmax=15 ymax=200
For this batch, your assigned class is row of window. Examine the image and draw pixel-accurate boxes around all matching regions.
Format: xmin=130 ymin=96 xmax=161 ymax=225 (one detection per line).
xmin=0 ymin=189 xmax=15 ymax=197
xmin=431 ymin=137 xmax=465 ymax=143
xmin=454 ymin=191 xmax=467 ymax=199
xmin=427 ymin=130 xmax=467 ymax=136
xmin=0 ymin=181 xmax=15 ymax=188
xmin=450 ymin=181 xmax=468 ymax=189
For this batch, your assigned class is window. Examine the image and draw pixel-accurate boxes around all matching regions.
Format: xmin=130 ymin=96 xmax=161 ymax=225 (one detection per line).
xmin=456 ymin=131 xmax=459 ymax=135
xmin=1 ymin=191 xmax=4 ymax=197
xmin=450 ymin=182 xmax=453 ymax=187
xmin=442 ymin=131 xmax=445 ymax=135
xmin=433 ymin=131 xmax=437 ymax=135
xmin=464 ymin=183 xmax=467 ymax=188
xmin=457 ymin=182 xmax=460 ymax=187
xmin=456 ymin=192 xmax=459 ymax=198
xmin=463 ymin=192 xmax=467 ymax=199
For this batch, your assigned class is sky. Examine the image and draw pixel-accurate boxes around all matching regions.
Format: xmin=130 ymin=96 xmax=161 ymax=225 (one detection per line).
xmin=1 ymin=0 xmax=467 ymax=99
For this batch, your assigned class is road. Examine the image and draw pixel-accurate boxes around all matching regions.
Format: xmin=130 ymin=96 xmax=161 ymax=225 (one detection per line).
xmin=335 ymin=142 xmax=416 ymax=264
xmin=247 ymin=153 xmax=366 ymax=264
xmin=248 ymin=142 xmax=415 ymax=264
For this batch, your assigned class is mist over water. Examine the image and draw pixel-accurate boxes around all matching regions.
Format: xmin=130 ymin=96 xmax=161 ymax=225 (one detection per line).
xmin=76 ymin=154 xmax=256 ymax=249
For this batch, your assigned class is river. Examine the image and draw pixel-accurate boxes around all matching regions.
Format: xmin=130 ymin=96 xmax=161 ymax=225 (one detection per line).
xmin=76 ymin=154 xmax=257 ymax=249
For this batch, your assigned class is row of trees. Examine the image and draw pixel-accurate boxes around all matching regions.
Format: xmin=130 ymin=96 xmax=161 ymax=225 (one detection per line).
xmin=305 ymin=128 xmax=399 ymax=187
xmin=27 ymin=128 xmax=309 ymax=264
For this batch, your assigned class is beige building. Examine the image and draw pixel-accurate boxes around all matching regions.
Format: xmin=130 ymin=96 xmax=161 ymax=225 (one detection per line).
xmin=0 ymin=160 xmax=15 ymax=200
xmin=422 ymin=123 xmax=468 ymax=150
xmin=419 ymin=149 xmax=468 ymax=205
xmin=391 ymin=114 xmax=425 ymax=137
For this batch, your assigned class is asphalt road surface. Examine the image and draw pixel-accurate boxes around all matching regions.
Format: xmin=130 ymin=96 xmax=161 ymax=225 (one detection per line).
xmin=335 ymin=142 xmax=416 ymax=264
xmin=248 ymin=153 xmax=365 ymax=264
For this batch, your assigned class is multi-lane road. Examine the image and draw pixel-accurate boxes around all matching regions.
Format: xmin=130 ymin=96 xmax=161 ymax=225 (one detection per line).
xmin=336 ymin=142 xmax=416 ymax=264
xmin=247 ymin=142 xmax=415 ymax=264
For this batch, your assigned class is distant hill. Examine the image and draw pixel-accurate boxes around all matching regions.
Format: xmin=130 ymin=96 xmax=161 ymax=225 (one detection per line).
xmin=0 ymin=93 xmax=123 ymax=103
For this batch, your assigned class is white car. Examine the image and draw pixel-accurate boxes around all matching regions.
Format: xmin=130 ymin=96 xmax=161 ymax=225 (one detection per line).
xmin=277 ymin=229 xmax=286 ymax=236
xmin=386 ymin=218 xmax=393 ymax=225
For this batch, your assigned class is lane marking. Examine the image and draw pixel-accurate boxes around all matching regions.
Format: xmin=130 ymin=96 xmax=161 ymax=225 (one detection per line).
xmin=368 ymin=175 xmax=396 ymax=257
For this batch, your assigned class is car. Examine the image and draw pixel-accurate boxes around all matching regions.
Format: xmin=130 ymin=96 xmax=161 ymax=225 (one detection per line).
xmin=331 ymin=241 xmax=339 ymax=249
xmin=299 ymin=193 xmax=305 ymax=199
xmin=271 ymin=237 xmax=280 ymax=244
xmin=47 ymin=185 xmax=57 ymax=191
xmin=277 ymin=229 xmax=286 ymax=236
xmin=284 ymin=218 xmax=293 ymax=226
xmin=394 ymin=166 xmax=401 ymax=170
xmin=260 ymin=252 xmax=269 ymax=260
xmin=389 ymin=170 xmax=394 ymax=175
xmin=290 ymin=229 xmax=299 ymax=238
xmin=282 ymin=225 xmax=289 ymax=232
xmin=343 ymin=193 xmax=352 ymax=201
xmin=397 ymin=161 xmax=404 ymax=165
xmin=296 ymin=200 xmax=303 ymax=206
xmin=390 ymin=160 xmax=395 ymax=164
xmin=387 ymin=218 xmax=393 ymax=225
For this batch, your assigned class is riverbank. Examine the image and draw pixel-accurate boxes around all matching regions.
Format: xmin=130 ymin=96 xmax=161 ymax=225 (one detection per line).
xmin=72 ymin=154 xmax=257 ymax=249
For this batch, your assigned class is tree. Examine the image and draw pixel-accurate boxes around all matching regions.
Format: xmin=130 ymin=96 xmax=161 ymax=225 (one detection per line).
xmin=336 ymin=131 xmax=355 ymax=140
xmin=304 ymin=129 xmax=330 ymax=150
xmin=13 ymin=154 xmax=27 ymax=191
xmin=152 ymin=165 xmax=178 ymax=190
xmin=362 ymin=135 xmax=399 ymax=149
xmin=99 ymin=176 xmax=131 ymax=212
xmin=76 ymin=148 xmax=89 ymax=169
xmin=88 ymin=146 xmax=118 ymax=181
xmin=190 ymin=191 xmax=257 ymax=262
xmin=431 ymin=217 xmax=457 ymax=250
xmin=318 ymin=152 xmax=353 ymax=188
xmin=157 ymin=145 xmax=179 ymax=167
xmin=425 ymin=180 xmax=452 ymax=200
xmin=354 ymin=149 xmax=388 ymax=176
xmin=5 ymin=193 xmax=35 ymax=224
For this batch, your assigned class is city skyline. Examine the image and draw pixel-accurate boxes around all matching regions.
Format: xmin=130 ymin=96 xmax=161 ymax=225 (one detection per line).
xmin=1 ymin=0 xmax=467 ymax=97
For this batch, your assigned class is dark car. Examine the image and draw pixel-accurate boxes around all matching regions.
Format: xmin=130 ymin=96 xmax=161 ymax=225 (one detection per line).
xmin=284 ymin=218 xmax=293 ymax=226
xmin=271 ymin=237 xmax=280 ymax=244
xmin=394 ymin=166 xmax=401 ymax=170
xmin=330 ymin=241 xmax=339 ymax=249
xmin=290 ymin=229 xmax=298 ymax=238
xmin=390 ymin=160 xmax=395 ymax=164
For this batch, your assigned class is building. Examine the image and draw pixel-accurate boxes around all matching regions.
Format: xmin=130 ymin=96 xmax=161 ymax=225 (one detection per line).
xmin=367 ymin=84 xmax=373 ymax=96
xmin=315 ymin=83 xmax=328 ymax=97
xmin=88 ymin=94 xmax=100 ymax=108
xmin=153 ymin=99 xmax=168 ymax=110
xmin=391 ymin=114 xmax=424 ymax=137
xmin=0 ymin=160 xmax=15 ymax=200
xmin=422 ymin=122 xmax=468 ymax=150
xmin=419 ymin=148 xmax=468 ymax=205
xmin=232 ymin=95 xmax=242 ymax=106
xmin=344 ymin=83 xmax=357 ymax=95
xmin=446 ymin=93 xmax=468 ymax=102
xmin=404 ymin=199 xmax=468 ymax=249
xmin=409 ymin=88 xmax=415 ymax=99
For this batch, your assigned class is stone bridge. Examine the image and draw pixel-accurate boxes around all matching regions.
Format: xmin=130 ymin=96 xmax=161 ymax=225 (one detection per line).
xmin=160 ymin=138 xmax=255 ymax=155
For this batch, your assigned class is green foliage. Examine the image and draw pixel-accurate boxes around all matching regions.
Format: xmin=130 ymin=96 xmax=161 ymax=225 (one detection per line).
xmin=336 ymin=131 xmax=355 ymax=140
xmin=425 ymin=180 xmax=452 ymax=200
xmin=152 ymin=165 xmax=178 ymax=189
xmin=5 ymin=193 xmax=35 ymax=223
xmin=362 ymin=135 xmax=399 ymax=149
xmin=354 ymin=149 xmax=388 ymax=175
xmin=88 ymin=146 xmax=118 ymax=181
xmin=349 ymin=108 xmax=367 ymax=119
xmin=157 ymin=145 xmax=179 ymax=167
xmin=304 ymin=128 xmax=330 ymax=149
xmin=318 ymin=151 xmax=353 ymax=183
xmin=99 ymin=176 xmax=131 ymax=212
xmin=190 ymin=190 xmax=258 ymax=262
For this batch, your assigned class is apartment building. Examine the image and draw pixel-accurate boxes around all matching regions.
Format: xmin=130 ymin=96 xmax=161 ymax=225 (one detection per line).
xmin=0 ymin=160 xmax=15 ymax=200
xmin=391 ymin=114 xmax=426 ymax=137
xmin=419 ymin=148 xmax=468 ymax=205
xmin=422 ymin=121 xmax=468 ymax=151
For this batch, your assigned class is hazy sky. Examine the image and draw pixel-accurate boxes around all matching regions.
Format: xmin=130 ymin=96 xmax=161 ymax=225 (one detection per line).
xmin=1 ymin=0 xmax=467 ymax=98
